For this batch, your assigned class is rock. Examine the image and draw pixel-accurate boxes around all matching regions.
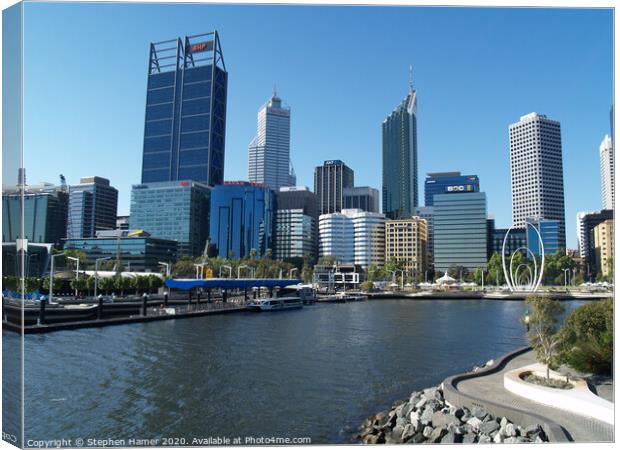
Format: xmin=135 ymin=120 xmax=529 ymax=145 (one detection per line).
xmin=441 ymin=431 xmax=459 ymax=443
xmin=534 ymin=436 xmax=544 ymax=443
xmin=363 ymin=434 xmax=380 ymax=444
xmin=432 ymin=411 xmax=462 ymax=428
xmin=477 ymin=434 xmax=492 ymax=443
xmin=422 ymin=426 xmax=434 ymax=438
xmin=401 ymin=423 xmax=416 ymax=442
xmin=420 ymin=407 xmax=434 ymax=425
xmin=505 ymin=423 xmax=517 ymax=437
xmin=429 ymin=427 xmax=447 ymax=443
xmin=410 ymin=432 xmax=426 ymax=444
xmin=402 ymin=401 xmax=415 ymax=418
xmin=471 ymin=406 xmax=488 ymax=420
xmin=504 ymin=437 xmax=519 ymax=443
xmin=462 ymin=433 xmax=477 ymax=444
xmin=500 ymin=417 xmax=509 ymax=428
xmin=524 ymin=424 xmax=542 ymax=437
xmin=447 ymin=424 xmax=464 ymax=435
xmin=425 ymin=399 xmax=442 ymax=412
xmin=493 ymin=431 xmax=503 ymax=443
xmin=480 ymin=420 xmax=500 ymax=434
xmin=415 ymin=397 xmax=428 ymax=409
xmin=466 ymin=416 xmax=483 ymax=431
xmin=485 ymin=359 xmax=494 ymax=367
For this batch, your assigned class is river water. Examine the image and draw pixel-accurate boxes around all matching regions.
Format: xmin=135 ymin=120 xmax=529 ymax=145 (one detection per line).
xmin=2 ymin=298 xmax=589 ymax=445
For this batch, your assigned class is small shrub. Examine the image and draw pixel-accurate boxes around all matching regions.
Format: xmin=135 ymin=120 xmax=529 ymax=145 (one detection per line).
xmin=360 ymin=281 xmax=374 ymax=292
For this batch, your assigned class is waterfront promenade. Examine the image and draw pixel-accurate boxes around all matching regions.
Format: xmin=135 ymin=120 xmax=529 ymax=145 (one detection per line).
xmin=453 ymin=349 xmax=614 ymax=442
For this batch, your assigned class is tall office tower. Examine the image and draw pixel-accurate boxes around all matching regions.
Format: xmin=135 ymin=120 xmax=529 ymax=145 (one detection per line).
xmin=274 ymin=187 xmax=318 ymax=262
xmin=576 ymin=211 xmax=596 ymax=258
xmin=209 ymin=182 xmax=275 ymax=259
xmin=385 ymin=217 xmax=427 ymax=281
xmin=492 ymin=227 xmax=526 ymax=256
xmin=129 ymin=181 xmax=210 ymax=257
xmin=414 ymin=206 xmax=434 ymax=268
xmin=382 ymin=71 xmax=418 ymax=219
xmin=343 ymin=186 xmax=380 ymax=213
xmin=141 ymin=32 xmax=227 ymax=186
xmin=248 ymin=90 xmax=295 ymax=189
xmin=599 ymin=134 xmax=614 ymax=210
xmin=314 ymin=160 xmax=354 ymax=215
xmin=433 ymin=192 xmax=487 ymax=273
xmin=67 ymin=176 xmax=118 ymax=239
xmin=509 ymin=112 xmax=566 ymax=248
xmin=318 ymin=209 xmax=385 ymax=268
xmin=424 ymin=172 xmax=480 ymax=207
xmin=2 ymin=182 xmax=68 ymax=246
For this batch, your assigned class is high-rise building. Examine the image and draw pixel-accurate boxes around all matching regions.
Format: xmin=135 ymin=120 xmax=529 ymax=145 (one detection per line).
xmin=116 ymin=216 xmax=130 ymax=231
xmin=385 ymin=217 xmax=427 ymax=281
xmin=382 ymin=73 xmax=418 ymax=219
xmin=248 ymin=90 xmax=295 ymax=190
xmin=576 ymin=209 xmax=614 ymax=280
xmin=525 ymin=217 xmax=560 ymax=256
xmin=414 ymin=206 xmax=434 ymax=268
xmin=433 ymin=192 xmax=487 ymax=272
xmin=343 ymin=186 xmax=380 ymax=213
xmin=2 ymin=182 xmax=68 ymax=246
xmin=274 ymin=187 xmax=318 ymax=262
xmin=129 ymin=181 xmax=210 ymax=257
xmin=141 ymin=32 xmax=227 ymax=186
xmin=509 ymin=112 xmax=566 ymax=248
xmin=424 ymin=172 xmax=480 ymax=207
xmin=600 ymin=134 xmax=614 ymax=210
xmin=67 ymin=176 xmax=118 ymax=239
xmin=491 ymin=227 xmax=526 ymax=256
xmin=318 ymin=209 xmax=385 ymax=268
xmin=209 ymin=182 xmax=275 ymax=259
xmin=593 ymin=219 xmax=614 ymax=278
xmin=314 ymin=160 xmax=354 ymax=215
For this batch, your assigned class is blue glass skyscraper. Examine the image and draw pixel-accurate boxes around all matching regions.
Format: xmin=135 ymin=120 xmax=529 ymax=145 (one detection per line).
xmin=141 ymin=32 xmax=227 ymax=186
xmin=424 ymin=172 xmax=480 ymax=206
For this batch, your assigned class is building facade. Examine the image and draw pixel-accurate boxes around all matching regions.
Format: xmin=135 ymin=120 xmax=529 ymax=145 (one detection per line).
xmin=248 ymin=91 xmax=295 ymax=190
xmin=209 ymin=182 xmax=275 ymax=259
xmin=509 ymin=112 xmax=566 ymax=248
xmin=577 ymin=209 xmax=614 ymax=280
xmin=600 ymin=134 xmax=614 ymax=210
xmin=2 ymin=183 xmax=68 ymax=246
xmin=424 ymin=172 xmax=480 ymax=207
xmin=414 ymin=206 xmax=434 ymax=268
xmin=64 ymin=232 xmax=177 ymax=272
xmin=129 ymin=180 xmax=210 ymax=257
xmin=141 ymin=32 xmax=227 ymax=186
xmin=274 ymin=187 xmax=318 ymax=261
xmin=593 ymin=219 xmax=614 ymax=278
xmin=382 ymin=82 xmax=418 ymax=220
xmin=343 ymin=186 xmax=380 ymax=213
xmin=67 ymin=176 xmax=118 ymax=239
xmin=318 ymin=209 xmax=385 ymax=268
xmin=433 ymin=192 xmax=487 ymax=272
xmin=314 ymin=160 xmax=354 ymax=215
xmin=491 ymin=227 xmax=527 ymax=256
xmin=525 ymin=217 xmax=560 ymax=256
xmin=385 ymin=217 xmax=427 ymax=280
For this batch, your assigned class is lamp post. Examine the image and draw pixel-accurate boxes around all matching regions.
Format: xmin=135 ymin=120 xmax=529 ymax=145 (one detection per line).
xmin=397 ymin=269 xmax=405 ymax=290
xmin=94 ymin=256 xmax=111 ymax=299
xmin=48 ymin=253 xmax=66 ymax=304
xmin=289 ymin=267 xmax=298 ymax=279
xmin=158 ymin=262 xmax=170 ymax=278
xmin=481 ymin=269 xmax=485 ymax=291
xmin=66 ymin=256 xmax=80 ymax=297
xmin=563 ymin=268 xmax=570 ymax=290
xmin=238 ymin=265 xmax=250 ymax=278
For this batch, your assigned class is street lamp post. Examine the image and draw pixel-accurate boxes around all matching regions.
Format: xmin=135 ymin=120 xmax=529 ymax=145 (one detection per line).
xmin=94 ymin=257 xmax=111 ymax=299
xmin=48 ymin=253 xmax=66 ymax=304
xmin=289 ymin=268 xmax=298 ymax=279
xmin=563 ymin=268 xmax=570 ymax=290
xmin=158 ymin=262 xmax=170 ymax=278
xmin=238 ymin=265 xmax=250 ymax=278
xmin=219 ymin=265 xmax=232 ymax=278
xmin=66 ymin=256 xmax=80 ymax=297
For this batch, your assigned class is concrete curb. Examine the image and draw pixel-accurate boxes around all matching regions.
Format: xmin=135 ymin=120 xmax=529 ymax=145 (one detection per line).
xmin=442 ymin=346 xmax=572 ymax=442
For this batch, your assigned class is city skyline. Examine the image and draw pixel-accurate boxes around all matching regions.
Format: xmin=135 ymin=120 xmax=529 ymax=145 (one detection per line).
xmin=7 ymin=3 xmax=614 ymax=248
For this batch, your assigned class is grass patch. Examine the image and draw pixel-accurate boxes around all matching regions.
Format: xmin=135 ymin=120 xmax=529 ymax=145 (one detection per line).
xmin=520 ymin=372 xmax=574 ymax=390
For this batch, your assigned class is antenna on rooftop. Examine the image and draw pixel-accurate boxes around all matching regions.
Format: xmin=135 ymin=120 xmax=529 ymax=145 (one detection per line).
xmin=409 ymin=65 xmax=414 ymax=91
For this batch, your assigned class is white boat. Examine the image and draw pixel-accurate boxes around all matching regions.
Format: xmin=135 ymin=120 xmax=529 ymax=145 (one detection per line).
xmin=246 ymin=296 xmax=303 ymax=312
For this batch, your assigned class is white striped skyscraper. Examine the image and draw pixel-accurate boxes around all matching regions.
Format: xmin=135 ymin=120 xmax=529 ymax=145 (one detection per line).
xmin=248 ymin=90 xmax=295 ymax=189
xmin=599 ymin=134 xmax=614 ymax=210
xmin=509 ymin=112 xmax=566 ymax=248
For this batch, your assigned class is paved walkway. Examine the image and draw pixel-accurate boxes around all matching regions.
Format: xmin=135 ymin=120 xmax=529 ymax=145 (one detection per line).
xmin=456 ymin=350 xmax=614 ymax=442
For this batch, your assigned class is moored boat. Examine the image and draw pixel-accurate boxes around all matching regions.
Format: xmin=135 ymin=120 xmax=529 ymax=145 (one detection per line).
xmin=246 ymin=297 xmax=303 ymax=312
xmin=2 ymin=300 xmax=99 ymax=326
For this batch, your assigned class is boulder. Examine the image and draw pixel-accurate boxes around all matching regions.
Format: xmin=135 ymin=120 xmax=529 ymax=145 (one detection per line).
xmin=524 ymin=424 xmax=542 ymax=437
xmin=504 ymin=437 xmax=519 ymax=443
xmin=420 ymin=407 xmax=434 ymax=425
xmin=493 ymin=431 xmax=503 ymax=443
xmin=415 ymin=397 xmax=428 ymax=409
xmin=422 ymin=426 xmax=434 ymax=439
xmin=500 ymin=417 xmax=508 ymax=428
xmin=401 ymin=423 xmax=416 ymax=442
xmin=432 ymin=411 xmax=461 ymax=429
xmin=477 ymin=434 xmax=492 ymax=443
xmin=440 ymin=431 xmax=459 ymax=444
xmin=429 ymin=427 xmax=447 ymax=443
xmin=461 ymin=433 xmax=477 ymax=444
xmin=471 ymin=406 xmax=488 ymax=420
xmin=466 ymin=416 xmax=483 ymax=431
xmin=410 ymin=432 xmax=426 ymax=444
xmin=363 ymin=434 xmax=379 ymax=444
xmin=480 ymin=420 xmax=500 ymax=435
xmin=505 ymin=423 xmax=517 ymax=437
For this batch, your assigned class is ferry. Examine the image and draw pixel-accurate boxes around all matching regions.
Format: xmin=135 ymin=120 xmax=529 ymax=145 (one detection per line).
xmin=246 ymin=296 xmax=304 ymax=312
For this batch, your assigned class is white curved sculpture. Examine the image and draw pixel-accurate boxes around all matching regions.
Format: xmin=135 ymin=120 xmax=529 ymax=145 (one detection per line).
xmin=501 ymin=224 xmax=545 ymax=292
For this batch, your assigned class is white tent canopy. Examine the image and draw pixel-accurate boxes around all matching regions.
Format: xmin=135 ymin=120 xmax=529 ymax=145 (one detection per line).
xmin=436 ymin=272 xmax=457 ymax=285
xmin=82 ymin=270 xmax=164 ymax=279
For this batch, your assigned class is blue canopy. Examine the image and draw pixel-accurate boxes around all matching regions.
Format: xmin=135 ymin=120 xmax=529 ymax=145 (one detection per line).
xmin=165 ymin=278 xmax=302 ymax=290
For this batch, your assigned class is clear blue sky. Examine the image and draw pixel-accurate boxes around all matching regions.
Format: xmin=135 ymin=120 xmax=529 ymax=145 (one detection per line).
xmin=16 ymin=2 xmax=613 ymax=248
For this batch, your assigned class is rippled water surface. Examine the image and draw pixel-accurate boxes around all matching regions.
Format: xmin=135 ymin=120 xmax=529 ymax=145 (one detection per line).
xmin=3 ymin=299 xmax=589 ymax=444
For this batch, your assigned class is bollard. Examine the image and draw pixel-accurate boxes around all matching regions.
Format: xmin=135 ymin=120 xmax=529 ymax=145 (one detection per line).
xmin=197 ymin=290 xmax=201 ymax=305
xmin=223 ymin=289 xmax=228 ymax=303
xmin=38 ymin=299 xmax=46 ymax=325
xmin=164 ymin=292 xmax=169 ymax=307
xmin=253 ymin=288 xmax=257 ymax=299
xmin=97 ymin=295 xmax=104 ymax=320
xmin=269 ymin=288 xmax=274 ymax=298
xmin=142 ymin=293 xmax=148 ymax=316
xmin=207 ymin=288 xmax=211 ymax=303
xmin=244 ymin=288 xmax=248 ymax=302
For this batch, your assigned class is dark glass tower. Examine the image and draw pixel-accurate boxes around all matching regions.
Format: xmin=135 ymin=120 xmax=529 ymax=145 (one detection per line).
xmin=141 ymin=32 xmax=227 ymax=186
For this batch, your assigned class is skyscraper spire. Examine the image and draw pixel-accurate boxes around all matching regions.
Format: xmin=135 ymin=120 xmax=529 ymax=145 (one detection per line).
xmin=409 ymin=65 xmax=414 ymax=91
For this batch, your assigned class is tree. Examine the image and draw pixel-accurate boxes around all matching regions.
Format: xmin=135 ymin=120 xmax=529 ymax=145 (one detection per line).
xmin=98 ymin=277 xmax=116 ymax=295
xmin=63 ymin=249 xmax=87 ymax=266
xmin=147 ymin=275 xmax=163 ymax=292
xmin=114 ymin=276 xmax=134 ymax=296
xmin=486 ymin=252 xmax=505 ymax=286
xmin=41 ymin=276 xmax=62 ymax=293
xmin=557 ymin=299 xmax=613 ymax=375
xmin=360 ymin=281 xmax=374 ymax=292
xmin=316 ymin=255 xmax=337 ymax=267
xmin=134 ymin=276 xmax=151 ymax=294
xmin=525 ymin=295 xmax=565 ymax=381
xmin=171 ymin=256 xmax=202 ymax=278
xmin=71 ymin=277 xmax=88 ymax=295
xmin=448 ymin=265 xmax=468 ymax=281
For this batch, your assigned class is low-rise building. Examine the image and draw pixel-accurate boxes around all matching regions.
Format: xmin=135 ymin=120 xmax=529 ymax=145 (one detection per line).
xmin=274 ymin=187 xmax=318 ymax=262
xmin=593 ymin=219 xmax=614 ymax=278
xmin=385 ymin=217 xmax=427 ymax=281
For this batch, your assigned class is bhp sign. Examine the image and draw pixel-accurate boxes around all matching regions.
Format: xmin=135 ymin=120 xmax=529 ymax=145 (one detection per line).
xmin=446 ymin=185 xmax=473 ymax=192
xmin=189 ymin=41 xmax=213 ymax=53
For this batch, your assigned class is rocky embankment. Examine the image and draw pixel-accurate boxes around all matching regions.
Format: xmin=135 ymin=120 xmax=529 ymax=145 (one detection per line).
xmin=357 ymin=384 xmax=549 ymax=444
